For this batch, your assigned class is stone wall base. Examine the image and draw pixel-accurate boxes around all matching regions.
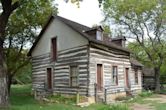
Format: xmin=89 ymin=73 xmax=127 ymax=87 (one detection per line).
xmin=51 ymin=89 xmax=142 ymax=105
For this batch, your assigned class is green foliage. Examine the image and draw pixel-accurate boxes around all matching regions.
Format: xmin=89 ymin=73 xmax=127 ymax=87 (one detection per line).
xmin=102 ymin=0 xmax=166 ymax=72
xmin=65 ymin=0 xmax=83 ymax=7
xmin=1 ymin=0 xmax=58 ymax=87
xmin=139 ymin=91 xmax=153 ymax=97
xmin=127 ymin=41 xmax=151 ymax=66
xmin=14 ymin=63 xmax=32 ymax=84
xmin=160 ymin=62 xmax=166 ymax=83
xmin=128 ymin=41 xmax=166 ymax=82
xmin=102 ymin=24 xmax=111 ymax=34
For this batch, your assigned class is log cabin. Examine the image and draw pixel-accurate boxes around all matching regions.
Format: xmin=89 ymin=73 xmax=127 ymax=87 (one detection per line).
xmin=28 ymin=15 xmax=143 ymax=103
xmin=142 ymin=68 xmax=155 ymax=90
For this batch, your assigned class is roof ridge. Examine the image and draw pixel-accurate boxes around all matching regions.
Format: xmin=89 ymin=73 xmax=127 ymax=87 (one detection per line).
xmin=54 ymin=15 xmax=91 ymax=31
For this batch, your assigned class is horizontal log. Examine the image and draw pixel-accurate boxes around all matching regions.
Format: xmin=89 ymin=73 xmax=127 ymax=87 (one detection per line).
xmin=32 ymin=53 xmax=50 ymax=59
xmin=90 ymin=54 xmax=129 ymax=63
xmin=57 ymin=57 xmax=88 ymax=63
xmin=58 ymin=50 xmax=87 ymax=59
xmin=55 ymin=62 xmax=88 ymax=67
xmin=90 ymin=43 xmax=129 ymax=56
xmin=58 ymin=45 xmax=88 ymax=56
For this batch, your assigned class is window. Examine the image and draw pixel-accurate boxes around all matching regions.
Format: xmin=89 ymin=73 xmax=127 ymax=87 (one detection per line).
xmin=112 ymin=66 xmax=118 ymax=85
xmin=70 ymin=66 xmax=79 ymax=87
xmin=96 ymin=31 xmax=103 ymax=41
xmin=51 ymin=37 xmax=57 ymax=61
xmin=135 ymin=69 xmax=138 ymax=84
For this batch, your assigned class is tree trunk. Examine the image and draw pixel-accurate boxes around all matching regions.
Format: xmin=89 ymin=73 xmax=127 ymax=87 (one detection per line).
xmin=0 ymin=1 xmax=19 ymax=108
xmin=154 ymin=67 xmax=160 ymax=93
xmin=0 ymin=13 xmax=10 ymax=109
xmin=7 ymin=74 xmax=13 ymax=94
xmin=0 ymin=39 xmax=9 ymax=108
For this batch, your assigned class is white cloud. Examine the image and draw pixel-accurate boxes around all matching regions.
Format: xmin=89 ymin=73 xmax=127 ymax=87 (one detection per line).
xmin=55 ymin=0 xmax=104 ymax=27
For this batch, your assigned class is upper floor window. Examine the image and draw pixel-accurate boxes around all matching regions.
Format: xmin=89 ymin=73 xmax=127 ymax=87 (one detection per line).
xmin=70 ymin=65 xmax=79 ymax=87
xmin=96 ymin=31 xmax=103 ymax=41
xmin=112 ymin=66 xmax=118 ymax=85
xmin=51 ymin=37 xmax=57 ymax=61
xmin=135 ymin=69 xmax=138 ymax=84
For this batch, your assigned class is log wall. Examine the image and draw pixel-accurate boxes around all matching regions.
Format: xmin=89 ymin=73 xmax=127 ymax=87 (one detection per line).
xmin=88 ymin=43 xmax=142 ymax=96
xmin=54 ymin=45 xmax=89 ymax=95
xmin=130 ymin=68 xmax=142 ymax=91
xmin=31 ymin=45 xmax=89 ymax=96
xmin=31 ymin=43 xmax=142 ymax=97
xmin=32 ymin=53 xmax=52 ymax=89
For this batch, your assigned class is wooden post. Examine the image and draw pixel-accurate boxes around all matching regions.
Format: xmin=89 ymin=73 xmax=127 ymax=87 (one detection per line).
xmin=104 ymin=88 xmax=107 ymax=104
xmin=76 ymin=88 xmax=79 ymax=104
xmin=34 ymin=89 xmax=37 ymax=99
xmin=94 ymin=83 xmax=97 ymax=102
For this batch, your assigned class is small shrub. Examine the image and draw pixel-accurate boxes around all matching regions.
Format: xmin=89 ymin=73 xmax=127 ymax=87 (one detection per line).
xmin=139 ymin=90 xmax=153 ymax=97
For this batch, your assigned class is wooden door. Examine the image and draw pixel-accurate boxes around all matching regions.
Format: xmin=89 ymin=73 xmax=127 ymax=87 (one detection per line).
xmin=97 ymin=64 xmax=103 ymax=91
xmin=125 ymin=68 xmax=130 ymax=89
xmin=47 ymin=68 xmax=52 ymax=89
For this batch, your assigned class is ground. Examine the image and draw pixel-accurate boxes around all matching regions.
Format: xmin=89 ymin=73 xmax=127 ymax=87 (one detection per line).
xmin=10 ymin=85 xmax=110 ymax=110
xmin=130 ymin=94 xmax=166 ymax=110
xmin=9 ymin=85 xmax=166 ymax=110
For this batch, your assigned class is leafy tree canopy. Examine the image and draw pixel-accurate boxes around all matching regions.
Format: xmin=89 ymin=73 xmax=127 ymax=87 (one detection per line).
xmin=0 ymin=0 xmax=58 ymax=93
xmin=102 ymin=0 xmax=166 ymax=92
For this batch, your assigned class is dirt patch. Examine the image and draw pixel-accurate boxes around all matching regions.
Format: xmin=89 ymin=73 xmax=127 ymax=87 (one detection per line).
xmin=130 ymin=103 xmax=154 ymax=110
xmin=144 ymin=94 xmax=166 ymax=103
xmin=130 ymin=94 xmax=166 ymax=110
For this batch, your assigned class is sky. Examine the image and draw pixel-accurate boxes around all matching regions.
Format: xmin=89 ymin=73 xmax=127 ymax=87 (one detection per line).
xmin=55 ymin=0 xmax=104 ymax=27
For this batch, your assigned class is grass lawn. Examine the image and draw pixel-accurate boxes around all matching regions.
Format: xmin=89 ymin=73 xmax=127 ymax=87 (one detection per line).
xmin=9 ymin=85 xmax=110 ymax=110
xmin=9 ymin=85 xmax=166 ymax=110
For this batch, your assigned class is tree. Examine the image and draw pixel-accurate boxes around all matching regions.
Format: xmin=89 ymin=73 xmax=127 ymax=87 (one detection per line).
xmin=102 ymin=0 xmax=166 ymax=92
xmin=0 ymin=0 xmax=57 ymax=107
xmin=5 ymin=0 xmax=57 ymax=94
xmin=128 ymin=41 xmax=166 ymax=85
xmin=128 ymin=41 xmax=154 ymax=67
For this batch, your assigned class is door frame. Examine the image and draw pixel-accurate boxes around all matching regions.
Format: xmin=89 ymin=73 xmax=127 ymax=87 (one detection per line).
xmin=46 ymin=67 xmax=54 ymax=90
xmin=96 ymin=64 xmax=104 ymax=91
xmin=125 ymin=68 xmax=130 ymax=89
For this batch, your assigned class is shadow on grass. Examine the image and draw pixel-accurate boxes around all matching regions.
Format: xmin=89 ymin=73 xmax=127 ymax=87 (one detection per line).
xmin=9 ymin=85 xmax=40 ymax=110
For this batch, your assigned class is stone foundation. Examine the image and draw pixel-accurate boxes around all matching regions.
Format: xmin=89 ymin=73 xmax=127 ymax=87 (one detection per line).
xmin=107 ymin=92 xmax=126 ymax=100
xmin=51 ymin=90 xmax=142 ymax=105
xmin=87 ymin=96 xmax=95 ymax=104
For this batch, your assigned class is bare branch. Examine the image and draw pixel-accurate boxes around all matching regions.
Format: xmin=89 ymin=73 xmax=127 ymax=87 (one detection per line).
xmin=120 ymin=19 xmax=155 ymax=65
xmin=12 ymin=59 xmax=29 ymax=76
xmin=10 ymin=1 xmax=19 ymax=12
